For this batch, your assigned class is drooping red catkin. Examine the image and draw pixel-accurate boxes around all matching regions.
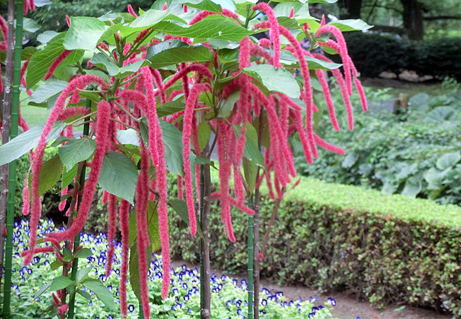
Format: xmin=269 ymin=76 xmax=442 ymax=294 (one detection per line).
xmin=183 ymin=84 xmax=210 ymax=236
xmin=119 ymin=199 xmax=130 ymax=318
xmin=153 ymin=111 xmax=171 ymax=299
xmin=316 ymin=25 xmax=352 ymax=96
xmin=189 ymin=9 xmax=238 ymax=25
xmin=102 ymin=190 xmax=109 ymax=204
xmin=259 ymin=38 xmax=271 ymax=48
xmin=134 ymin=28 xmax=151 ymax=45
xmin=66 ymin=15 xmax=71 ymax=27
xmin=141 ymin=67 xmax=160 ymax=166
xmin=105 ymin=194 xmax=118 ymax=278
xmin=211 ymin=192 xmax=255 ymax=215
xmin=56 ymin=107 xmax=89 ymax=121
xmin=149 ymin=68 xmax=167 ymax=104
xmin=162 ymin=2 xmax=168 ymax=10
xmin=252 ymin=3 xmax=280 ymax=68
xmin=20 ymin=246 xmax=55 ymax=257
xmin=180 ymin=63 xmax=190 ymax=101
xmin=0 ymin=16 xmax=7 ymax=43
xmin=239 ymin=36 xmax=251 ymax=69
xmin=163 ymin=64 xmax=212 ymax=92
xmin=136 ymin=144 xmax=151 ymax=319
xmin=44 ymin=100 xmax=111 ymax=245
xmin=58 ymin=186 xmax=67 ymax=212
xmin=44 ymin=50 xmax=72 ymax=81
xmin=289 ymin=108 xmax=313 ymax=164
xmin=289 ymin=7 xmax=294 ymax=18
xmin=26 ymin=75 xmax=107 ymax=265
xmin=96 ymin=42 xmax=109 ymax=51
xmin=316 ymin=69 xmax=340 ymax=131
xmin=177 ymin=175 xmax=184 ymax=200
xmin=183 ymin=5 xmax=188 ymax=12
xmin=127 ymin=4 xmax=137 ymax=17
xmin=314 ymin=133 xmax=346 ymax=154
xmin=22 ymin=180 xmax=30 ymax=215
xmin=354 ymin=77 xmax=368 ymax=111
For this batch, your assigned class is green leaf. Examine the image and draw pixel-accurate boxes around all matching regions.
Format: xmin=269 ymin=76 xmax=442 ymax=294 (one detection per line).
xmin=28 ymin=80 xmax=69 ymax=106
xmin=83 ymin=280 xmax=116 ymax=310
xmin=128 ymin=201 xmax=162 ymax=251
xmin=329 ymin=19 xmax=373 ymax=32
xmin=273 ymin=3 xmax=314 ymax=23
xmin=74 ymin=248 xmax=93 ymax=259
xmin=243 ymin=157 xmax=257 ymax=193
xmin=169 ymin=199 xmax=203 ymax=238
xmin=197 ymin=121 xmax=211 ymax=152
xmin=242 ymin=122 xmax=265 ymax=168
xmin=436 ymin=152 xmax=461 ymax=170
xmin=177 ymin=0 xmax=222 ymax=12
xmin=28 ymin=155 xmax=63 ymax=196
xmin=342 ymin=152 xmax=359 ymax=169
xmin=243 ymin=64 xmax=300 ymax=99
xmin=218 ymin=90 xmax=239 ymax=118
xmin=62 ymin=164 xmax=78 ymax=189
xmin=50 ymin=259 xmax=64 ymax=270
xmin=117 ymin=129 xmax=140 ymax=146
xmin=0 ymin=122 xmax=67 ymax=166
xmin=157 ymin=100 xmax=186 ymax=117
xmin=98 ymin=152 xmax=138 ymax=204
xmin=76 ymin=267 xmax=93 ymax=283
xmin=77 ymin=290 xmax=92 ymax=301
xmin=59 ymin=138 xmax=96 ymax=169
xmin=64 ymin=17 xmax=107 ymax=51
xmin=129 ymin=242 xmax=152 ymax=303
xmin=91 ymin=53 xmax=150 ymax=78
xmin=142 ymin=119 xmax=186 ymax=176
xmin=279 ymin=51 xmax=342 ymax=70
xmin=424 ymin=168 xmax=443 ymax=190
xmin=129 ymin=9 xmax=178 ymax=29
xmin=147 ymin=40 xmax=214 ymax=68
xmin=402 ymin=176 xmax=422 ymax=198
xmin=48 ymin=277 xmax=74 ymax=292
xmin=23 ymin=18 xmax=40 ymax=33
xmin=34 ymin=282 xmax=52 ymax=298
xmin=26 ymin=33 xmax=66 ymax=89
xmin=154 ymin=17 xmax=254 ymax=42
xmin=37 ymin=30 xmax=59 ymax=44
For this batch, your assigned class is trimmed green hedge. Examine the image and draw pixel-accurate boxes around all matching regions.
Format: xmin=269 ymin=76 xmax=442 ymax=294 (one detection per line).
xmin=338 ymin=32 xmax=461 ymax=80
xmin=169 ymin=176 xmax=461 ymax=316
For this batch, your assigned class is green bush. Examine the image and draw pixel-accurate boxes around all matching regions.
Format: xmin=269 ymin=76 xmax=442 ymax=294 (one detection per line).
xmin=169 ymin=176 xmax=461 ymax=316
xmin=338 ymin=32 xmax=461 ymax=80
xmin=295 ymin=89 xmax=461 ymax=205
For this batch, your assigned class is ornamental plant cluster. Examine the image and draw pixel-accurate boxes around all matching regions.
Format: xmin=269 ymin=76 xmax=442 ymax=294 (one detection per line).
xmin=0 ymin=0 xmax=370 ymax=317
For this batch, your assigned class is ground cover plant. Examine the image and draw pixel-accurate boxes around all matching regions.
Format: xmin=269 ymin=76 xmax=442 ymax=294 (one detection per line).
xmin=295 ymin=87 xmax=461 ymax=205
xmin=8 ymin=219 xmax=337 ymax=319
xmin=0 ymin=0 xmax=370 ymax=318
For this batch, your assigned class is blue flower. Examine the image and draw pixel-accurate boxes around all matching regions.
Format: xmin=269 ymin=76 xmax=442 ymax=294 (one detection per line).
xmin=128 ymin=305 xmax=135 ymax=312
xmin=261 ymin=299 xmax=267 ymax=306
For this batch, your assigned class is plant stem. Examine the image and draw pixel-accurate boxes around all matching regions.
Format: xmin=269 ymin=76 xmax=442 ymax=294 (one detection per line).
xmin=253 ymin=110 xmax=265 ymax=319
xmin=247 ymin=195 xmax=255 ymax=319
xmin=200 ymin=146 xmax=212 ymax=319
xmin=1 ymin=1 xmax=23 ymax=317
xmin=67 ymin=95 xmax=92 ymax=319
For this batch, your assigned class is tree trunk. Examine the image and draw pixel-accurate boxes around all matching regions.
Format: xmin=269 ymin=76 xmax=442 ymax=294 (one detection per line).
xmin=401 ymin=0 xmax=424 ymax=40
xmin=337 ymin=0 xmax=363 ymax=19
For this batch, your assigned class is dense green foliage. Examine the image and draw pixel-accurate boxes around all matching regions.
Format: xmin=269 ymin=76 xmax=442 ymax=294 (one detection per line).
xmin=295 ymin=87 xmax=461 ymax=205
xmin=338 ymin=32 xmax=461 ymax=80
xmin=168 ymin=176 xmax=461 ymax=316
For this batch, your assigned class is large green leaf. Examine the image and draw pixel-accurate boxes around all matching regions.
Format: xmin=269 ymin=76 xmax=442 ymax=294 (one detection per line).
xmin=128 ymin=201 xmax=161 ymax=251
xmin=28 ymin=80 xmax=69 ymax=106
xmin=279 ymin=51 xmax=342 ymax=70
xmin=218 ymin=90 xmax=239 ymax=118
xmin=197 ymin=121 xmax=211 ymax=152
xmin=273 ymin=3 xmax=314 ymax=22
xmin=23 ymin=18 xmax=40 ymax=33
xmin=98 ymin=151 xmax=139 ymax=204
xmin=91 ymin=54 xmax=151 ymax=78
xmin=243 ymin=157 xmax=257 ymax=193
xmin=26 ymin=33 xmax=66 ymax=89
xmin=156 ymin=101 xmax=186 ymax=118
xmin=48 ymin=277 xmax=74 ymax=292
xmin=243 ymin=64 xmax=300 ymax=99
xmin=402 ymin=176 xmax=422 ymax=198
xmin=0 ymin=122 xmax=66 ymax=166
xmin=83 ymin=280 xmax=116 ymax=310
xmin=129 ymin=243 xmax=152 ymax=303
xmin=117 ymin=129 xmax=140 ymax=146
xmin=177 ymin=0 xmax=222 ymax=12
xmin=147 ymin=40 xmax=214 ymax=68
xmin=329 ymin=19 xmax=373 ymax=32
xmin=424 ymin=168 xmax=443 ymax=190
xmin=154 ymin=17 xmax=254 ymax=42
xmin=29 ymin=155 xmax=63 ymax=196
xmin=129 ymin=9 xmax=179 ymax=29
xmin=59 ymin=138 xmax=96 ymax=169
xmin=243 ymin=122 xmax=265 ymax=168
xmin=436 ymin=152 xmax=461 ymax=170
xmin=64 ymin=17 xmax=107 ymax=51
xmin=76 ymin=267 xmax=93 ymax=283
xmin=62 ymin=164 xmax=78 ymax=189
xmin=169 ymin=198 xmax=203 ymax=238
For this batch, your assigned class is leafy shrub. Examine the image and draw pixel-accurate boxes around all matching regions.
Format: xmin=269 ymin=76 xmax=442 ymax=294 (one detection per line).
xmin=169 ymin=176 xmax=461 ymax=316
xmin=295 ymin=89 xmax=461 ymax=205
xmin=339 ymin=32 xmax=461 ymax=80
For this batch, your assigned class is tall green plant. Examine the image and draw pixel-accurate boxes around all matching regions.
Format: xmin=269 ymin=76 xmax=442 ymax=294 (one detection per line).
xmin=0 ymin=0 xmax=370 ymax=317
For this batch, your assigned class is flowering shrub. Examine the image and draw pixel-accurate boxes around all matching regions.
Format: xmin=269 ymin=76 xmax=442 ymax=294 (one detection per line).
xmin=9 ymin=220 xmax=337 ymax=318
xmin=0 ymin=0 xmax=371 ymax=317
